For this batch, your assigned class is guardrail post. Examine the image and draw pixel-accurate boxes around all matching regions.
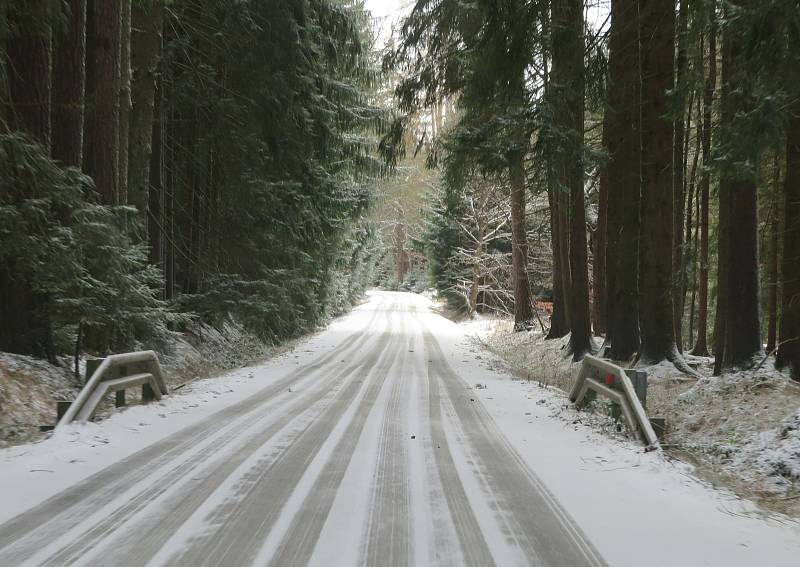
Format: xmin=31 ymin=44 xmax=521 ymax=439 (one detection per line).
xmin=624 ymin=369 xmax=648 ymax=408
xmin=56 ymin=400 xmax=72 ymax=421
xmin=142 ymin=383 xmax=156 ymax=401
xmin=85 ymin=358 xmax=104 ymax=384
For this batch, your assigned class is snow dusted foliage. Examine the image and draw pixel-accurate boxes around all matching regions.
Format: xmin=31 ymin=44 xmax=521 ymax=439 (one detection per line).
xmin=0 ymin=133 xmax=178 ymax=358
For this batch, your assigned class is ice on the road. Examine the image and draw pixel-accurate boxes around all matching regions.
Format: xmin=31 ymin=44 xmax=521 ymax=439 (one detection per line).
xmin=0 ymin=291 xmax=798 ymax=566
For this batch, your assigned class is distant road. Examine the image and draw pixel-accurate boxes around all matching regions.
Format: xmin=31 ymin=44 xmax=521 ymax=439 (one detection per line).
xmin=0 ymin=292 xmax=606 ymax=567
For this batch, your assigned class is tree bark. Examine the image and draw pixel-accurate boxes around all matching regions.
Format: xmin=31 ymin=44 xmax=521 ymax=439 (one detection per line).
xmin=148 ymin=86 xmax=164 ymax=273
xmin=672 ymin=0 xmax=689 ymax=351
xmin=117 ymin=0 xmax=132 ymax=204
xmin=605 ymin=0 xmax=640 ymax=360
xmin=777 ymin=101 xmax=800 ymax=381
xmin=551 ymin=0 xmax=590 ymax=358
xmin=683 ymin=88 xmax=701 ymax=345
xmin=507 ymin=62 xmax=534 ymax=330
xmin=593 ymin=108 xmax=610 ymax=336
xmin=716 ymin=0 xmax=763 ymax=370
xmin=638 ymin=0 xmax=677 ymax=364
xmin=51 ymin=0 xmax=87 ymax=167
xmin=5 ymin=1 xmax=52 ymax=150
xmin=129 ymin=0 xmax=164 ymax=230
xmin=692 ymin=3 xmax=716 ymax=357
xmin=84 ymin=0 xmax=121 ymax=204
xmin=510 ymin=149 xmax=534 ymax=330
xmin=547 ymin=184 xmax=570 ymax=338
xmin=766 ymin=155 xmax=780 ymax=354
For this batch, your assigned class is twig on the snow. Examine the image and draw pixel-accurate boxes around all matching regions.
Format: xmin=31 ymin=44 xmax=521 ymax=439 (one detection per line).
xmin=597 ymin=464 xmax=641 ymax=472
xmin=29 ymin=469 xmax=54 ymax=473
xmin=755 ymin=337 xmax=799 ymax=371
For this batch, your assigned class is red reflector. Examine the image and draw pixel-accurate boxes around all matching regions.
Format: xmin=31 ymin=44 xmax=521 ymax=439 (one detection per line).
xmin=605 ymin=373 xmax=615 ymax=385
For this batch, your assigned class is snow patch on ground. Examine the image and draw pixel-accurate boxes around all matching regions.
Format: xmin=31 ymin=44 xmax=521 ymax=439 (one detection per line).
xmin=409 ymin=293 xmax=800 ymax=567
xmin=673 ymin=365 xmax=800 ymax=500
xmin=0 ymin=301 xmax=378 ymax=524
xmin=2 ymin=292 xmax=800 ymax=567
xmin=731 ymin=410 xmax=800 ymax=489
xmin=0 ymin=317 xmax=309 ymax=448
xmin=468 ymin=309 xmax=800 ymax=516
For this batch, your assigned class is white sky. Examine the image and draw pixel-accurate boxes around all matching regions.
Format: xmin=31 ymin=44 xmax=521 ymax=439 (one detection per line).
xmin=364 ymin=0 xmax=411 ymax=48
xmin=365 ymin=0 xmax=611 ymax=47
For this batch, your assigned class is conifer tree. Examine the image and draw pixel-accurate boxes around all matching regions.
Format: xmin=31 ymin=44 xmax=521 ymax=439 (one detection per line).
xmin=1 ymin=0 xmax=55 ymax=359
xmin=51 ymin=0 xmax=87 ymax=168
xmin=638 ymin=0 xmax=678 ymax=364
xmin=691 ymin=0 xmax=716 ymax=357
xmin=714 ymin=0 xmax=763 ymax=372
xmin=605 ymin=0 xmax=641 ymax=360
xmin=549 ymin=0 xmax=591 ymax=357
xmin=84 ymin=0 xmax=121 ymax=205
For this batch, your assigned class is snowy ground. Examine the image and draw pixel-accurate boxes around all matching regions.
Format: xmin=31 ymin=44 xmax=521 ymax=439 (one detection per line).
xmin=0 ymin=318 xmax=277 ymax=448
xmin=477 ymin=316 xmax=800 ymax=517
xmin=1 ymin=291 xmax=799 ymax=566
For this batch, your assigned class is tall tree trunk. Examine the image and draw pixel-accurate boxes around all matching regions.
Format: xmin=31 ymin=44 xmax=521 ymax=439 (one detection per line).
xmin=469 ymin=221 xmax=485 ymax=318
xmin=638 ymin=0 xmax=677 ymax=364
xmin=688 ymin=182 xmax=701 ymax=346
xmin=547 ymin=184 xmax=570 ymax=337
xmin=672 ymin=0 xmax=689 ymax=351
xmin=551 ymin=0 xmax=590 ymax=358
xmin=692 ymin=3 xmax=716 ymax=357
xmin=51 ymin=0 xmax=87 ymax=167
xmin=593 ymin=109 xmax=610 ymax=336
xmin=558 ymin=176 xmax=572 ymax=321
xmin=1 ymin=1 xmax=55 ymax=360
xmin=766 ymin=154 xmax=780 ymax=353
xmin=508 ymin=65 xmax=534 ymax=330
xmin=683 ymin=88 xmax=701 ymax=340
xmin=543 ymin=9 xmax=568 ymax=340
xmin=130 ymin=0 xmax=164 ymax=236
xmin=117 ymin=0 xmax=132 ymax=205
xmin=510 ymin=149 xmax=534 ymax=329
xmin=85 ymin=0 xmax=120 ymax=204
xmin=777 ymin=101 xmax=800 ymax=381
xmin=5 ymin=1 xmax=52 ymax=149
xmin=148 ymin=86 xmax=164 ymax=275
xmin=717 ymin=0 xmax=763 ymax=370
xmin=606 ymin=0 xmax=640 ymax=361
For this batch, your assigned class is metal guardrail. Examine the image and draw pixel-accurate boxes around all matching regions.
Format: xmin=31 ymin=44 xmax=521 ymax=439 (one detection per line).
xmin=56 ymin=351 xmax=168 ymax=429
xmin=569 ymin=355 xmax=661 ymax=450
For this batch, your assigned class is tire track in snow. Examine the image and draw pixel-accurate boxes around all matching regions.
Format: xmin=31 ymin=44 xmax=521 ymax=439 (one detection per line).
xmin=425 ymin=332 xmax=496 ymax=566
xmin=405 ymin=308 xmax=467 ymax=567
xmin=361 ymin=328 xmax=412 ymax=566
xmin=0 ymin=297 xmax=392 ymax=566
xmin=261 ymin=306 xmax=413 ymax=567
xmin=421 ymin=323 xmax=608 ymax=567
xmin=151 ymin=308 xmax=402 ymax=566
xmin=34 ymin=306 xmax=394 ymax=567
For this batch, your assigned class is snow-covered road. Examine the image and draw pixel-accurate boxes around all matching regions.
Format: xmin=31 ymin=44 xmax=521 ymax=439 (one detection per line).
xmin=1 ymin=291 xmax=799 ymax=566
